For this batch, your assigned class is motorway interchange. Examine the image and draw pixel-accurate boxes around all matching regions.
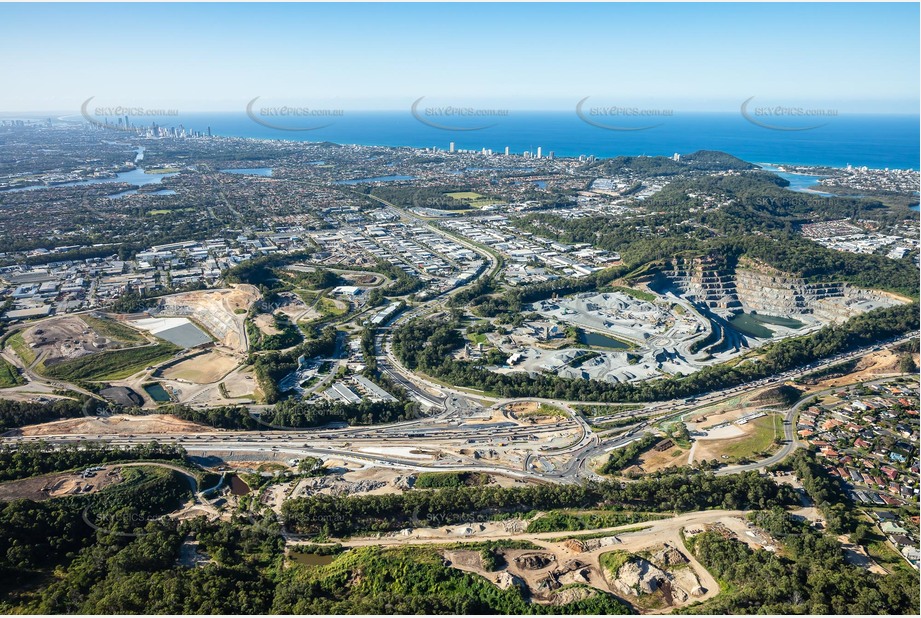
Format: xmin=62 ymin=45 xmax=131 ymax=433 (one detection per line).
xmin=2 ymin=199 xmax=915 ymax=484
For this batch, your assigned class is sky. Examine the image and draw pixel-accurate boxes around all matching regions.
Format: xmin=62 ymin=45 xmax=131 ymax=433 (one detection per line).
xmin=0 ymin=2 xmax=918 ymax=114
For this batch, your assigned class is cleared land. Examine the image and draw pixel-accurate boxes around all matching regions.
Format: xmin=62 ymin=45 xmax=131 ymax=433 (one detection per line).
xmin=42 ymin=341 xmax=180 ymax=381
xmin=691 ymin=414 xmax=782 ymax=464
xmin=160 ymin=350 xmax=239 ymax=384
xmin=0 ymin=468 xmax=124 ymax=501
xmin=19 ymin=314 xmax=145 ymax=369
xmin=14 ymin=413 xmax=212 ymax=436
xmin=153 ymin=286 xmax=258 ymax=353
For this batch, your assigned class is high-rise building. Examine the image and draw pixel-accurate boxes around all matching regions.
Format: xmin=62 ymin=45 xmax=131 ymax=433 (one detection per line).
xmin=504 ymin=146 xmax=510 ymax=156
xmin=449 ymin=142 xmax=455 ymax=153
xmin=536 ymin=147 xmax=542 ymax=159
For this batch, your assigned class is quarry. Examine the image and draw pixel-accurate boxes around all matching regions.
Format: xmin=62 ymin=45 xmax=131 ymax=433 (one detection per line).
xmin=485 ymin=259 xmax=906 ymax=385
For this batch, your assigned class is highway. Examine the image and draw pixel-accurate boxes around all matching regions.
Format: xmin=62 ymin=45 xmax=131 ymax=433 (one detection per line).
xmin=1 ymin=183 xmax=915 ymax=486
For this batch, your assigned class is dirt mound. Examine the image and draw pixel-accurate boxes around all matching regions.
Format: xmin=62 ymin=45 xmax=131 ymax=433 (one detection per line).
xmin=514 ymin=553 xmax=555 ymax=570
xmin=100 ymin=386 xmax=144 ymax=407
xmin=611 ymin=555 xmax=703 ymax=606
xmin=494 ymin=571 xmax=525 ymax=591
xmin=19 ymin=414 xmax=212 ymax=436
xmin=613 ymin=558 xmax=669 ymax=596
xmin=548 ymin=586 xmax=596 ymax=606
xmin=652 ymin=544 xmax=689 ymax=567
xmin=563 ymin=539 xmax=586 ymax=553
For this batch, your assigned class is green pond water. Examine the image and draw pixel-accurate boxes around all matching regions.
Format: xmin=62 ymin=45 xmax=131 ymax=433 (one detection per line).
xmin=577 ymin=330 xmax=630 ymax=350
xmin=729 ymin=313 xmax=804 ymax=338
xmin=143 ymin=383 xmax=171 ymax=402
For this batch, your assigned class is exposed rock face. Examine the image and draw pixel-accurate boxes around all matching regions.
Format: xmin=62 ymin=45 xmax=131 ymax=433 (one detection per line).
xmin=494 ymin=571 xmax=525 ymax=591
xmin=610 ymin=555 xmax=704 ymax=606
xmin=613 ymin=558 xmax=669 ymax=596
xmin=654 ymin=256 xmax=902 ymax=324
xmin=652 ymin=544 xmax=689 ymax=567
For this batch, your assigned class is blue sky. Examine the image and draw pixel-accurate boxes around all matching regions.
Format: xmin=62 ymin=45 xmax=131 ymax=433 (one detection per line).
xmin=0 ymin=2 xmax=918 ymax=113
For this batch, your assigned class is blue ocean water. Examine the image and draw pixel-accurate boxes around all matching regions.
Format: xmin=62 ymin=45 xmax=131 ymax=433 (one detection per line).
xmin=142 ymin=111 xmax=920 ymax=171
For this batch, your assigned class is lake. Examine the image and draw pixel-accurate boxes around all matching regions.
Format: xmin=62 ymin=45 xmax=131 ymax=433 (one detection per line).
xmin=333 ymin=175 xmax=415 ymax=185
xmin=220 ymin=167 xmax=273 ymax=176
xmin=1 ymin=167 xmax=177 ymax=193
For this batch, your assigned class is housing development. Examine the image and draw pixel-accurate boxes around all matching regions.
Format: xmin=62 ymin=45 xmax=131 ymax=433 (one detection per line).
xmin=0 ymin=117 xmax=918 ymax=616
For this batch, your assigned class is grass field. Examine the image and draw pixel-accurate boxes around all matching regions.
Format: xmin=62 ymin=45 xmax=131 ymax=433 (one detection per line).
xmin=81 ymin=315 xmax=147 ymax=344
xmin=6 ymin=332 xmax=37 ymax=366
xmin=42 ymin=342 xmax=180 ymax=381
xmin=0 ymin=357 xmax=25 ymax=388
xmin=515 ymin=403 xmax=566 ymax=419
xmin=444 ymin=191 xmax=503 ymax=208
xmin=608 ymin=285 xmax=658 ymax=302
xmin=715 ymin=414 xmax=782 ymax=460
xmin=317 ymin=297 xmax=348 ymax=318
xmin=147 ymin=208 xmax=193 ymax=215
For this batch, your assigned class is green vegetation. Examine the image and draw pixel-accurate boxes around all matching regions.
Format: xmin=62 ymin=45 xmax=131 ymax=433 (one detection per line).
xmin=414 ymin=471 xmax=493 ymax=489
xmin=522 ymin=171 xmax=920 ymax=298
xmin=0 ymin=441 xmax=188 ymax=482
xmin=598 ymin=434 xmax=660 ymax=475
xmin=0 ymin=357 xmax=25 ymax=388
xmin=251 ymin=325 xmax=337 ymax=404
xmin=686 ymin=507 xmax=920 ymax=614
xmin=283 ymin=471 xmax=797 ymax=536
xmin=515 ymin=403 xmax=566 ymax=419
xmin=607 ymin=285 xmax=657 ymax=302
xmin=81 ymin=315 xmax=146 ymax=344
xmin=0 ymin=398 xmax=86 ymax=433
xmin=273 ymin=545 xmax=629 ymax=614
xmin=715 ymin=414 xmax=782 ymax=462
xmin=248 ymin=312 xmax=303 ymax=351
xmin=42 ymin=341 xmax=180 ymax=381
xmin=781 ymin=450 xmax=858 ymax=534
xmin=598 ymin=550 xmax=631 ymax=577
xmin=317 ymin=296 xmax=348 ymax=318
xmin=526 ymin=510 xmax=664 ymax=533
xmin=6 ymin=331 xmax=36 ymax=365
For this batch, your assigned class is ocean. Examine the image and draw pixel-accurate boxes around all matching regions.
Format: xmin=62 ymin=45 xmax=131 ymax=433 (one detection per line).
xmin=110 ymin=111 xmax=921 ymax=171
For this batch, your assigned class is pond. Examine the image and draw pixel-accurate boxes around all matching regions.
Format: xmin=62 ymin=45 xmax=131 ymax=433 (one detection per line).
xmin=142 ymin=382 xmax=172 ymax=402
xmin=289 ymin=552 xmax=336 ymax=566
xmin=729 ymin=312 xmax=804 ymax=338
xmin=227 ymin=474 xmax=251 ymax=496
xmin=577 ymin=330 xmax=630 ymax=350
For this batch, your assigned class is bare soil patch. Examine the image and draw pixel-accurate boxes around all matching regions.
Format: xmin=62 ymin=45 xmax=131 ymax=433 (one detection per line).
xmin=162 ymin=350 xmax=239 ymax=384
xmin=16 ymin=413 xmax=212 ymax=436
xmin=0 ymin=467 xmax=123 ymax=501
